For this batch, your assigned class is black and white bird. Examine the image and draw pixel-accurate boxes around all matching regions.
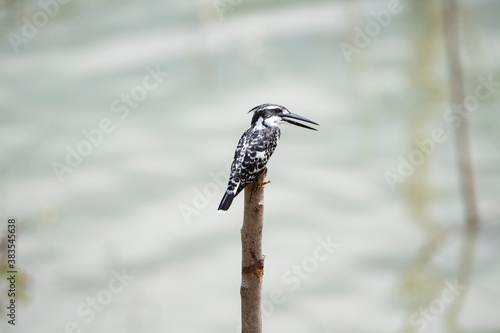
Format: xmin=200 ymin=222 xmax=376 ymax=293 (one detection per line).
xmin=217 ymin=103 xmax=319 ymax=212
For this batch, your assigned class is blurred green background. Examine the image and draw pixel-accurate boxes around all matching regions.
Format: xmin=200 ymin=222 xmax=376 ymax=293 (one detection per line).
xmin=1 ymin=0 xmax=499 ymax=332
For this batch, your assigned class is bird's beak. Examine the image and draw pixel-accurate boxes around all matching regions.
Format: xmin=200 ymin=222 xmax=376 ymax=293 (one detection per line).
xmin=280 ymin=113 xmax=319 ymax=131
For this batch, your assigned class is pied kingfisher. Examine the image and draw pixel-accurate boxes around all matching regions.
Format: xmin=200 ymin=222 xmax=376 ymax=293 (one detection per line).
xmin=217 ymin=103 xmax=319 ymax=212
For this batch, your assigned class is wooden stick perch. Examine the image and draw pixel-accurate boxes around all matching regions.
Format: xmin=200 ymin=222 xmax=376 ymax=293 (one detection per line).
xmin=240 ymin=172 xmax=266 ymax=333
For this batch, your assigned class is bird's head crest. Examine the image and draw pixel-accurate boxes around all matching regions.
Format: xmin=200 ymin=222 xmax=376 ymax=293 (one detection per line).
xmin=247 ymin=103 xmax=319 ymax=131
xmin=248 ymin=103 xmax=289 ymax=125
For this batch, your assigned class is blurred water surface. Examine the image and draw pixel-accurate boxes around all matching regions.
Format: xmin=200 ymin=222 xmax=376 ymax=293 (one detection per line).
xmin=0 ymin=0 xmax=499 ymax=332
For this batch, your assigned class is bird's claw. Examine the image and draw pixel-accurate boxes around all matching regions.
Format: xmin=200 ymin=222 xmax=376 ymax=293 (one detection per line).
xmin=258 ymin=180 xmax=271 ymax=188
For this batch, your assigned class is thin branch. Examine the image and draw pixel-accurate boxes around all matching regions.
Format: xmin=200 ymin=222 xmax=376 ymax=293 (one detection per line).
xmin=442 ymin=0 xmax=479 ymax=331
xmin=240 ymin=172 xmax=266 ymax=333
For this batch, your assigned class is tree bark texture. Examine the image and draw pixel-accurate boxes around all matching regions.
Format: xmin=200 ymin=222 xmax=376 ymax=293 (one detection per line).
xmin=240 ymin=172 xmax=266 ymax=333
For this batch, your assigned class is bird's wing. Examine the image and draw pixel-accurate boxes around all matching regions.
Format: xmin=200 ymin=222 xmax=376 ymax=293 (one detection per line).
xmin=225 ymin=129 xmax=252 ymax=195
xmin=242 ymin=128 xmax=277 ymax=174
xmin=237 ymin=128 xmax=279 ymax=195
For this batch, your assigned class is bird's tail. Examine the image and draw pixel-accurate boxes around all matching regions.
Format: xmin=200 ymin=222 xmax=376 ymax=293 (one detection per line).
xmin=217 ymin=191 xmax=235 ymax=212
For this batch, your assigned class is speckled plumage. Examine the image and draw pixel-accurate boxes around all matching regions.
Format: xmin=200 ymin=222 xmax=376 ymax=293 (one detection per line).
xmin=218 ymin=103 xmax=318 ymax=212
xmin=227 ymin=123 xmax=279 ymax=196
